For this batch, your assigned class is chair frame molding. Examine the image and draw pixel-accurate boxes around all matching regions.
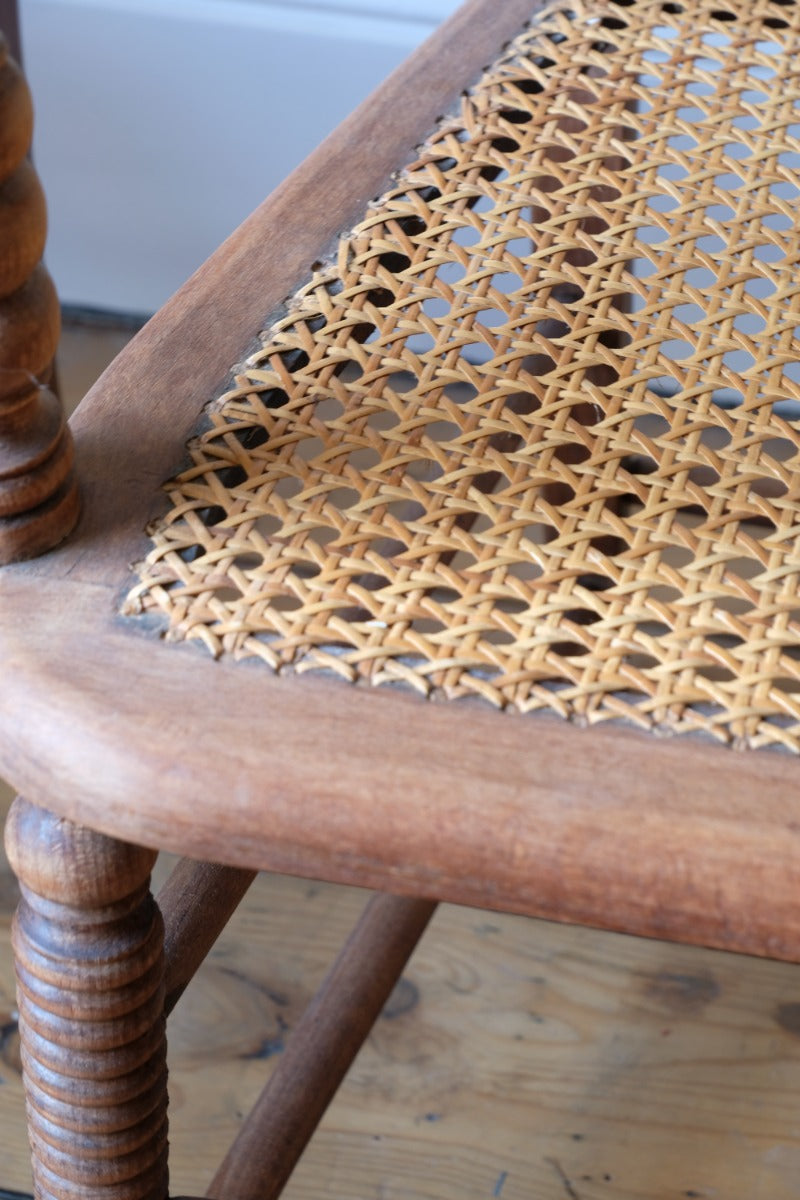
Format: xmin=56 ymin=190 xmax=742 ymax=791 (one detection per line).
xmin=1 ymin=0 xmax=800 ymax=963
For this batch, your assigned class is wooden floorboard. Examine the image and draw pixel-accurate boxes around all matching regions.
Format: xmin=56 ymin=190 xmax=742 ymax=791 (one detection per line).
xmin=4 ymin=329 xmax=800 ymax=1197
xmin=4 ymin=775 xmax=800 ymax=1198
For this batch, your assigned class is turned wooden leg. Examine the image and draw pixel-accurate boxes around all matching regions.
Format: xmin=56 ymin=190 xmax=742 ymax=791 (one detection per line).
xmin=4 ymin=798 xmax=169 ymax=1200
xmin=0 ymin=33 xmax=79 ymax=564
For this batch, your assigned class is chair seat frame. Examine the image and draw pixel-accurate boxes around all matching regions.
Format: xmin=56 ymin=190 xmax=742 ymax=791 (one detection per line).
xmin=2 ymin=0 xmax=800 ymax=1195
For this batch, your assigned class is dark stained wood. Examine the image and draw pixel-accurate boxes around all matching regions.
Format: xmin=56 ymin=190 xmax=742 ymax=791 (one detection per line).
xmin=3 ymin=798 xmax=169 ymax=1200
xmin=0 ymin=1 xmax=20 ymax=66
xmin=159 ymin=860 xmax=257 ymax=1016
xmin=0 ymin=369 xmax=78 ymax=563
xmin=2 ymin=578 xmax=800 ymax=963
xmin=207 ymin=892 xmax=436 ymax=1200
xmin=8 ymin=849 xmax=800 ymax=1199
xmin=6 ymin=0 xmax=542 ymax=586
xmin=0 ymin=38 xmax=77 ymax=563
xmin=1 ymin=0 xmax=800 ymax=1191
xmin=0 ymin=0 xmax=792 ymax=966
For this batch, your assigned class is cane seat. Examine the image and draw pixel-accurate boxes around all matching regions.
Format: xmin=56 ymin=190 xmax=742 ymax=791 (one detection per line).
xmin=4 ymin=3 xmax=800 ymax=1195
xmin=127 ymin=0 xmax=800 ymax=752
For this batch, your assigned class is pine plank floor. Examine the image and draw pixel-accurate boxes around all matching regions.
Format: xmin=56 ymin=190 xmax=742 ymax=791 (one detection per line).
xmin=3 ymin=326 xmax=800 ymax=1198
xmin=4 ymin=803 xmax=800 ymax=1200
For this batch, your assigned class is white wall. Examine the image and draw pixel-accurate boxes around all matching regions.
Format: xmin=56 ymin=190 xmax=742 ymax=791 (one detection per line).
xmin=20 ymin=0 xmax=461 ymax=313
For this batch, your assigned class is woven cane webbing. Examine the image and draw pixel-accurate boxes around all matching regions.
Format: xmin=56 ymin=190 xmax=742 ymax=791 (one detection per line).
xmin=128 ymin=0 xmax=800 ymax=750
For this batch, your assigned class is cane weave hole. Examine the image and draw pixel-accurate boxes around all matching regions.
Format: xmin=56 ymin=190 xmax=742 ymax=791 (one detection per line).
xmin=127 ymin=0 xmax=800 ymax=751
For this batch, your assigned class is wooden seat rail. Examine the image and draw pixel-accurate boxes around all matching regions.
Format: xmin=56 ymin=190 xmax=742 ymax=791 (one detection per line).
xmin=160 ymin=862 xmax=436 ymax=1198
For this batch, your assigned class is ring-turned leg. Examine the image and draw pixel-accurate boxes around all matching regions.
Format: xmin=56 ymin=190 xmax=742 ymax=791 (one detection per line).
xmin=4 ymin=797 xmax=169 ymax=1200
xmin=0 ymin=33 xmax=79 ymax=564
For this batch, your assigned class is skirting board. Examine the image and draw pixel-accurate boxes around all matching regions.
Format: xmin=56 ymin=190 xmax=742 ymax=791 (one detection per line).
xmin=21 ymin=0 xmax=460 ymax=313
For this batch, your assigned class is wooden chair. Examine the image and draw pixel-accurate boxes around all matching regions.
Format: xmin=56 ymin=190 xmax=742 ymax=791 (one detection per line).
xmin=0 ymin=22 xmax=69 ymax=567
xmin=3 ymin=0 xmax=800 ymax=1195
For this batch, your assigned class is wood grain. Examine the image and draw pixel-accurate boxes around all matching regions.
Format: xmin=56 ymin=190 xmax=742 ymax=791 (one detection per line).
xmin=3 ymin=576 xmax=800 ymax=962
xmin=208 ymin=892 xmax=435 ymax=1200
xmin=10 ymin=0 xmax=541 ymax=587
xmin=0 ymin=37 xmax=77 ymax=564
xmin=4 ymin=799 xmax=168 ymax=1200
xmin=159 ymin=860 xmax=256 ymax=1017
xmin=2 ymin=3 xmax=800 ymax=1191
xmin=0 ymin=0 xmax=795 ymax=965
xmin=6 ymin=832 xmax=800 ymax=1200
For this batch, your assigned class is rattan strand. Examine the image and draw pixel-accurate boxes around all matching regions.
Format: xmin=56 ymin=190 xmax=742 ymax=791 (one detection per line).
xmin=127 ymin=0 xmax=800 ymax=750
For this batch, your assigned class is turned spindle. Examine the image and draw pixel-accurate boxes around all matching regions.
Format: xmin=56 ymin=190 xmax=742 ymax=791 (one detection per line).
xmin=0 ymin=34 xmax=78 ymax=564
xmin=4 ymin=798 xmax=169 ymax=1200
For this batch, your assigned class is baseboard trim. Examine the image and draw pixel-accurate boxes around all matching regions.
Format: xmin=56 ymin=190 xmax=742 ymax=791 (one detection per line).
xmin=61 ymin=303 xmax=151 ymax=331
xmin=33 ymin=0 xmax=438 ymax=44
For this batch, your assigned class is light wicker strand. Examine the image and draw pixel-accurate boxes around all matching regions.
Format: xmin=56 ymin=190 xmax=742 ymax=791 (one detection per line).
xmin=126 ymin=0 xmax=800 ymax=752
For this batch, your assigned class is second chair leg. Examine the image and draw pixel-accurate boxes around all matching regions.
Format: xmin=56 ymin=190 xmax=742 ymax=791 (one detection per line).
xmin=4 ymin=797 xmax=169 ymax=1200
